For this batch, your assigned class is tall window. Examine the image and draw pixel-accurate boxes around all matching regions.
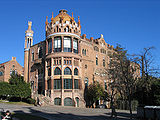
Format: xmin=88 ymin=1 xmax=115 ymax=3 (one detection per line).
xmin=64 ymin=26 xmax=69 ymax=32
xmin=74 ymin=79 xmax=79 ymax=89
xmin=48 ymin=39 xmax=52 ymax=53
xmin=96 ymin=57 xmax=98 ymax=65
xmin=48 ymin=68 xmax=51 ymax=76
xmin=38 ymin=47 xmax=43 ymax=58
xmin=105 ymin=81 xmax=107 ymax=90
xmin=64 ymin=79 xmax=72 ymax=89
xmin=103 ymin=59 xmax=105 ymax=67
xmin=64 ymin=67 xmax=72 ymax=75
xmin=32 ymin=51 xmax=34 ymax=61
xmin=84 ymin=77 xmax=88 ymax=87
xmin=0 ymin=71 xmax=3 ymax=76
xmin=54 ymin=79 xmax=62 ymax=89
xmin=54 ymin=37 xmax=61 ymax=52
xmin=64 ymin=37 xmax=71 ymax=52
xmin=82 ymin=49 xmax=86 ymax=56
xmin=73 ymin=39 xmax=78 ymax=54
xmin=74 ymin=68 xmax=78 ymax=75
xmin=54 ymin=67 xmax=61 ymax=75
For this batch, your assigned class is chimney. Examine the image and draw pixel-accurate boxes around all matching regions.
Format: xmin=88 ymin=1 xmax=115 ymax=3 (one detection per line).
xmin=82 ymin=34 xmax=86 ymax=39
xmin=12 ymin=57 xmax=16 ymax=61
xmin=90 ymin=37 xmax=94 ymax=41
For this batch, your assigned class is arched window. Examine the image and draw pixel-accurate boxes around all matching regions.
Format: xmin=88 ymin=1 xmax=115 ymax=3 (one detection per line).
xmin=64 ymin=97 xmax=73 ymax=106
xmin=74 ymin=68 xmax=78 ymax=75
xmin=75 ymin=97 xmax=79 ymax=107
xmin=54 ymin=67 xmax=61 ymax=75
xmin=84 ymin=77 xmax=88 ymax=87
xmin=66 ymin=26 xmax=69 ymax=32
xmin=38 ymin=47 xmax=43 ymax=58
xmin=64 ymin=67 xmax=72 ymax=75
xmin=96 ymin=56 xmax=98 ymax=65
xmin=54 ymin=98 xmax=61 ymax=105
xmin=103 ymin=59 xmax=105 ymax=67
xmin=59 ymin=28 xmax=61 ymax=32
xmin=0 ymin=71 xmax=3 ymax=76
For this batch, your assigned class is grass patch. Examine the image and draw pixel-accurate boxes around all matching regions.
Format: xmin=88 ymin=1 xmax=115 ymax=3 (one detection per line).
xmin=12 ymin=113 xmax=48 ymax=120
xmin=0 ymin=100 xmax=33 ymax=106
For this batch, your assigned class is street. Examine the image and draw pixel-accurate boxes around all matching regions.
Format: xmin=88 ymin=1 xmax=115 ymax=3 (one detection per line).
xmin=0 ymin=103 xmax=137 ymax=120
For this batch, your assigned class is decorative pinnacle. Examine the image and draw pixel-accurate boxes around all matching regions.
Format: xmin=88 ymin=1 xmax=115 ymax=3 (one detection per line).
xmin=45 ymin=16 xmax=48 ymax=25
xmin=78 ymin=16 xmax=80 ymax=24
xmin=71 ymin=12 xmax=74 ymax=21
xmin=28 ymin=21 xmax=32 ymax=30
xmin=51 ymin=12 xmax=54 ymax=22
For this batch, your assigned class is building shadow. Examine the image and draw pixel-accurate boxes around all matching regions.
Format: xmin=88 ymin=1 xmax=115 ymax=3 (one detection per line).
xmin=12 ymin=106 xmax=137 ymax=120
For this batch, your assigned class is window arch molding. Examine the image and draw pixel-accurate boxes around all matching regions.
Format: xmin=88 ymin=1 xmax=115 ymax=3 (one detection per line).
xmin=54 ymin=67 xmax=61 ymax=75
xmin=64 ymin=67 xmax=72 ymax=75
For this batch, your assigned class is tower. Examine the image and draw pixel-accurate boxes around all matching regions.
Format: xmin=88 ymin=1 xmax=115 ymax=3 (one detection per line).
xmin=24 ymin=21 xmax=33 ymax=82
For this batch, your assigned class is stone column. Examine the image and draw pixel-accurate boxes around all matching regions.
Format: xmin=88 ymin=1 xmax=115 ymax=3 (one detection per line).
xmin=52 ymin=37 xmax=54 ymax=53
xmin=61 ymin=36 xmax=63 ymax=52
xmin=45 ymin=61 xmax=48 ymax=96
xmin=61 ymin=57 xmax=64 ymax=106
xmin=46 ymin=40 xmax=48 ymax=55
xmin=71 ymin=37 xmax=73 ymax=53
xmin=72 ymin=76 xmax=74 ymax=89
xmin=78 ymin=40 xmax=80 ymax=55
xmin=51 ymin=58 xmax=54 ymax=98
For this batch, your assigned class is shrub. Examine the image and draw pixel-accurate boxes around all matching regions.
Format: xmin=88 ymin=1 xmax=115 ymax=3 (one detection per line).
xmin=27 ymin=98 xmax=36 ymax=104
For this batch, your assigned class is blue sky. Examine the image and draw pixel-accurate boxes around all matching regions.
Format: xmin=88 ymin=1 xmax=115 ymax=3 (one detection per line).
xmin=0 ymin=0 xmax=160 ymax=69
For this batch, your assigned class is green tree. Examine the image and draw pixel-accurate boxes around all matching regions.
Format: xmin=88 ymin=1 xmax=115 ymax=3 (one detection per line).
xmin=87 ymin=82 xmax=106 ymax=107
xmin=0 ymin=82 xmax=11 ymax=98
xmin=8 ymin=72 xmax=31 ymax=100
xmin=150 ymin=77 xmax=160 ymax=105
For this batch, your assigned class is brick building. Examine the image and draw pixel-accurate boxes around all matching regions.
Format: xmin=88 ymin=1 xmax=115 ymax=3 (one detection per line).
xmin=24 ymin=10 xmax=114 ymax=107
xmin=0 ymin=57 xmax=24 ymax=82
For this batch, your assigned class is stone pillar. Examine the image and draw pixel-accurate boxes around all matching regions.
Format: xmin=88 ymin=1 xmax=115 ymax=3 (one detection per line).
xmin=78 ymin=40 xmax=80 ymax=55
xmin=45 ymin=61 xmax=48 ymax=96
xmin=61 ymin=76 xmax=64 ymax=106
xmin=61 ymin=57 xmax=64 ymax=106
xmin=71 ymin=37 xmax=73 ymax=53
xmin=46 ymin=40 xmax=48 ymax=55
xmin=61 ymin=36 xmax=63 ymax=52
xmin=72 ymin=76 xmax=74 ymax=89
xmin=52 ymin=37 xmax=54 ymax=53
xmin=51 ymin=58 xmax=54 ymax=98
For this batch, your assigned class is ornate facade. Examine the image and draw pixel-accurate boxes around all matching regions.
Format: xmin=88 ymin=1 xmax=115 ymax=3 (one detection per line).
xmin=24 ymin=10 xmax=114 ymax=107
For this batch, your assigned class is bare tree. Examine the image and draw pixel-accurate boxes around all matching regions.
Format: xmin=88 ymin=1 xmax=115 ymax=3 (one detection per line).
xmin=133 ymin=47 xmax=160 ymax=105
xmin=107 ymin=45 xmax=139 ymax=119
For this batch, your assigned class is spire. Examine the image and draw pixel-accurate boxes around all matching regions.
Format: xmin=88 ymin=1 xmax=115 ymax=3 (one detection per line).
xmin=51 ymin=12 xmax=54 ymax=22
xmin=78 ymin=16 xmax=81 ymax=27
xmin=71 ymin=12 xmax=74 ymax=21
xmin=45 ymin=16 xmax=48 ymax=25
xmin=28 ymin=21 xmax=32 ymax=30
